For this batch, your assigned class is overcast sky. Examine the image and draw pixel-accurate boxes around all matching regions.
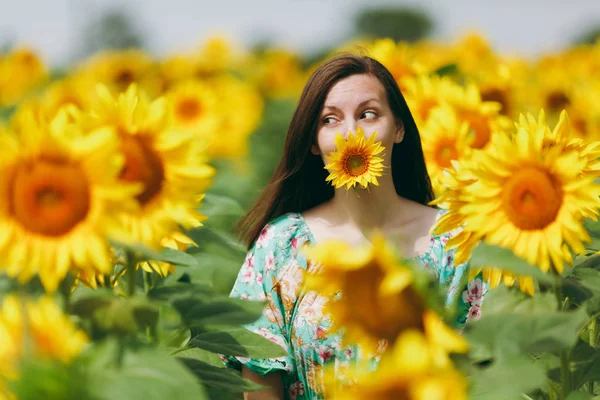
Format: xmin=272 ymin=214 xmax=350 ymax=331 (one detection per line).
xmin=1 ymin=0 xmax=600 ymax=67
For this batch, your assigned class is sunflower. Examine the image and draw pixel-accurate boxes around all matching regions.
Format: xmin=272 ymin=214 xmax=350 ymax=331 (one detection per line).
xmin=244 ymin=48 xmax=305 ymax=99
xmin=325 ymin=330 xmax=468 ymax=400
xmin=403 ymin=74 xmax=461 ymax=128
xmin=194 ymin=75 xmax=263 ymax=158
xmin=304 ymin=234 xmax=425 ymax=353
xmin=166 ymin=79 xmax=221 ymax=156
xmin=139 ymin=231 xmax=197 ymax=277
xmin=366 ymin=38 xmax=425 ymax=90
xmin=0 ymin=47 xmax=48 ymax=107
xmin=73 ymin=49 xmax=161 ymax=98
xmin=304 ymin=234 xmax=469 ymax=358
xmin=81 ymin=84 xmax=215 ymax=249
xmin=421 ymin=107 xmax=472 ymax=195
xmin=446 ymin=83 xmax=512 ymax=150
xmin=457 ymin=111 xmax=600 ymax=274
xmin=0 ymin=296 xmax=88 ymax=394
xmin=0 ymin=107 xmax=139 ymax=292
xmin=324 ymin=126 xmax=386 ymax=190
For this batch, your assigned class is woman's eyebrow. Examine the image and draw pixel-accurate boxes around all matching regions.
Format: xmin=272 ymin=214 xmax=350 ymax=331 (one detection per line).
xmin=322 ymin=99 xmax=380 ymax=112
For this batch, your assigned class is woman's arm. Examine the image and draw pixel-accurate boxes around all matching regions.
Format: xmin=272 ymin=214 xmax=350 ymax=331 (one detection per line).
xmin=242 ymin=367 xmax=284 ymax=400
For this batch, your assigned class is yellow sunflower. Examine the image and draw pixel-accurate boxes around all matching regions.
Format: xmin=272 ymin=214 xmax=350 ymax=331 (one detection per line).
xmin=403 ymin=74 xmax=461 ymax=128
xmin=366 ymin=38 xmax=425 ymax=90
xmin=166 ymin=79 xmax=221 ymax=157
xmin=421 ymin=107 xmax=472 ymax=195
xmin=139 ymin=231 xmax=197 ymax=277
xmin=73 ymin=49 xmax=161 ymax=98
xmin=325 ymin=330 xmax=468 ymax=400
xmin=0 ymin=47 xmax=48 ymax=107
xmin=458 ymin=111 xmax=600 ymax=274
xmin=446 ymin=83 xmax=512 ymax=150
xmin=81 ymin=84 xmax=215 ymax=249
xmin=304 ymin=234 xmax=424 ymax=353
xmin=0 ymin=296 xmax=88 ymax=394
xmin=0 ymin=107 xmax=139 ymax=292
xmin=324 ymin=126 xmax=386 ymax=190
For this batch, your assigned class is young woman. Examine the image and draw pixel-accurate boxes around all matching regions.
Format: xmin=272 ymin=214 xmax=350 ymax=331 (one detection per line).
xmin=224 ymin=54 xmax=486 ymax=400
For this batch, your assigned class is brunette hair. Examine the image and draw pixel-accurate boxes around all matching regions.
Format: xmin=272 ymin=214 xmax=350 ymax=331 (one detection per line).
xmin=237 ymin=53 xmax=434 ymax=248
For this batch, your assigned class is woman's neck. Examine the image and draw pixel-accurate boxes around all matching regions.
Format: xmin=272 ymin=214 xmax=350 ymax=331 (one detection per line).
xmin=329 ymin=174 xmax=403 ymax=231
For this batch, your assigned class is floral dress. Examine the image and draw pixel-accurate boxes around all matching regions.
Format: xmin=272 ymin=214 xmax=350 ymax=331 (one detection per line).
xmin=223 ymin=210 xmax=487 ymax=400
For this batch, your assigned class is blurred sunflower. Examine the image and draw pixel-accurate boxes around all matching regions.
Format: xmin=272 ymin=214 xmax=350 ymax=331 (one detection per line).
xmin=0 ymin=296 xmax=88 ymax=394
xmin=74 ymin=49 xmax=161 ymax=98
xmin=366 ymin=38 xmax=424 ymax=90
xmin=325 ymin=330 xmax=467 ymax=400
xmin=420 ymin=107 xmax=472 ymax=194
xmin=82 ymin=84 xmax=215 ymax=249
xmin=166 ymin=79 xmax=221 ymax=156
xmin=403 ymin=74 xmax=460 ymax=128
xmin=139 ymin=231 xmax=197 ymax=277
xmin=0 ymin=47 xmax=48 ymax=107
xmin=303 ymin=234 xmax=451 ymax=354
xmin=0 ymin=108 xmax=139 ymax=292
xmin=324 ymin=127 xmax=386 ymax=190
xmin=245 ymin=49 xmax=305 ymax=99
xmin=446 ymin=83 xmax=512 ymax=150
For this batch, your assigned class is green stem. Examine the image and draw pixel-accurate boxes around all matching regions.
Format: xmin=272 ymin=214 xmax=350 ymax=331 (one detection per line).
xmin=589 ymin=381 xmax=594 ymax=395
xmin=590 ymin=317 xmax=598 ymax=348
xmin=59 ymin=274 xmax=73 ymax=313
xmin=126 ymin=250 xmax=137 ymax=297
xmin=554 ymin=277 xmax=571 ymax=399
xmin=143 ymin=271 xmax=153 ymax=295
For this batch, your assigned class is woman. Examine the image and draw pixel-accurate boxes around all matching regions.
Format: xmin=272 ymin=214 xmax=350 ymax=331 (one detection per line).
xmin=224 ymin=54 xmax=486 ymax=399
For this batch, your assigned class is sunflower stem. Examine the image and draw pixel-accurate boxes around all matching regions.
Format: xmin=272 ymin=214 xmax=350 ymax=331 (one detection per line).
xmin=554 ymin=278 xmax=571 ymax=399
xmin=143 ymin=271 xmax=153 ymax=295
xmin=126 ymin=250 xmax=137 ymax=297
xmin=59 ymin=273 xmax=73 ymax=313
xmin=589 ymin=381 xmax=594 ymax=395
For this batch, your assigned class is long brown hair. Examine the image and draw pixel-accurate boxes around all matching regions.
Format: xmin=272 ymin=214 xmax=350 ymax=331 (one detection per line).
xmin=237 ymin=54 xmax=434 ymax=248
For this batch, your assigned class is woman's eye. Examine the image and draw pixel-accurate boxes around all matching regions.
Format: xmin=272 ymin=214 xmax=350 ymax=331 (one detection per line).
xmin=361 ymin=111 xmax=377 ymax=120
xmin=323 ymin=116 xmax=337 ymax=125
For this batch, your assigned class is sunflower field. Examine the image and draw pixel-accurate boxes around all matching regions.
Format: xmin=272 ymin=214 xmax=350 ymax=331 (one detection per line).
xmin=1 ymin=32 xmax=600 ymax=400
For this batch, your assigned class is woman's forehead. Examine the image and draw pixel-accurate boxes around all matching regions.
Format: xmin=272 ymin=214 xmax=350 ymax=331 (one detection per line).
xmin=324 ymin=74 xmax=386 ymax=107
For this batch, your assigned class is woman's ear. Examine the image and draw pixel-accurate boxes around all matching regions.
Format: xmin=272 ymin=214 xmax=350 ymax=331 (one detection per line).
xmin=394 ymin=123 xmax=405 ymax=144
xmin=311 ymin=143 xmax=320 ymax=155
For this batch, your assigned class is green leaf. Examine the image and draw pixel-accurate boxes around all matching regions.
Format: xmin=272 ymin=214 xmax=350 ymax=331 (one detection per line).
xmin=469 ymin=356 xmax=547 ymax=400
xmin=189 ymin=328 xmax=289 ymax=358
xmin=470 ymin=243 xmax=557 ymax=284
xmin=111 ymin=241 xmax=198 ymax=266
xmin=571 ymin=268 xmax=600 ymax=297
xmin=173 ymin=297 xmax=266 ymax=327
xmin=200 ymin=193 xmax=245 ymax=218
xmin=178 ymin=358 xmax=264 ymax=393
xmin=132 ymin=303 xmax=159 ymax=329
xmin=465 ymin=306 xmax=588 ymax=356
xmin=173 ymin=348 xmax=225 ymax=368
xmin=566 ymin=392 xmax=591 ymax=400
xmin=87 ymin=347 xmax=208 ymax=400
xmin=70 ymin=291 xmax=113 ymax=318
xmin=155 ymin=248 xmax=199 ymax=267
xmin=148 ymin=282 xmax=213 ymax=301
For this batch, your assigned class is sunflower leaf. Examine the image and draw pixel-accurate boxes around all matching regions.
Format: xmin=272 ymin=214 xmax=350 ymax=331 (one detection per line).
xmin=189 ymin=328 xmax=289 ymax=358
xmin=469 ymin=243 xmax=558 ymax=284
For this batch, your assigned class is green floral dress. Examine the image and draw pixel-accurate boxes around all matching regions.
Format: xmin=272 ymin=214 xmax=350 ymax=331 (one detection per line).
xmin=223 ymin=210 xmax=487 ymax=400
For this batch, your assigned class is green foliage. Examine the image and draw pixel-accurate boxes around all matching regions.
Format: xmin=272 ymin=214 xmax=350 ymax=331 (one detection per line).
xmin=354 ymin=6 xmax=434 ymax=42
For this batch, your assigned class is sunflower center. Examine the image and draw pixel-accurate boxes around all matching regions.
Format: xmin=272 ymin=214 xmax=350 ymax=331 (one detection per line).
xmin=418 ymin=99 xmax=438 ymax=122
xmin=345 ymin=264 xmax=424 ymax=342
xmin=546 ymin=91 xmax=570 ymax=112
xmin=481 ymin=87 xmax=510 ymax=115
xmin=9 ymin=158 xmax=90 ymax=236
xmin=502 ymin=167 xmax=563 ymax=230
xmin=344 ymin=154 xmax=369 ymax=177
xmin=176 ymin=98 xmax=202 ymax=122
xmin=119 ymin=135 xmax=165 ymax=205
xmin=435 ymin=141 xmax=458 ymax=168
xmin=464 ymin=112 xmax=491 ymax=149
xmin=115 ymin=69 xmax=135 ymax=89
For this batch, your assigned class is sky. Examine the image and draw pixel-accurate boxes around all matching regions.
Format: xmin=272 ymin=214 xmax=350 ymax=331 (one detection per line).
xmin=1 ymin=0 xmax=599 ymax=67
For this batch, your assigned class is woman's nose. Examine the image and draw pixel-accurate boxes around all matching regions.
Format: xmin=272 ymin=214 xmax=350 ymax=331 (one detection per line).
xmin=341 ymin=120 xmax=359 ymax=137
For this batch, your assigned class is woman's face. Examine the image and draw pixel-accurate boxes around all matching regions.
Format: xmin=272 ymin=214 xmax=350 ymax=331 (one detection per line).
xmin=313 ymin=73 xmax=404 ymax=163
